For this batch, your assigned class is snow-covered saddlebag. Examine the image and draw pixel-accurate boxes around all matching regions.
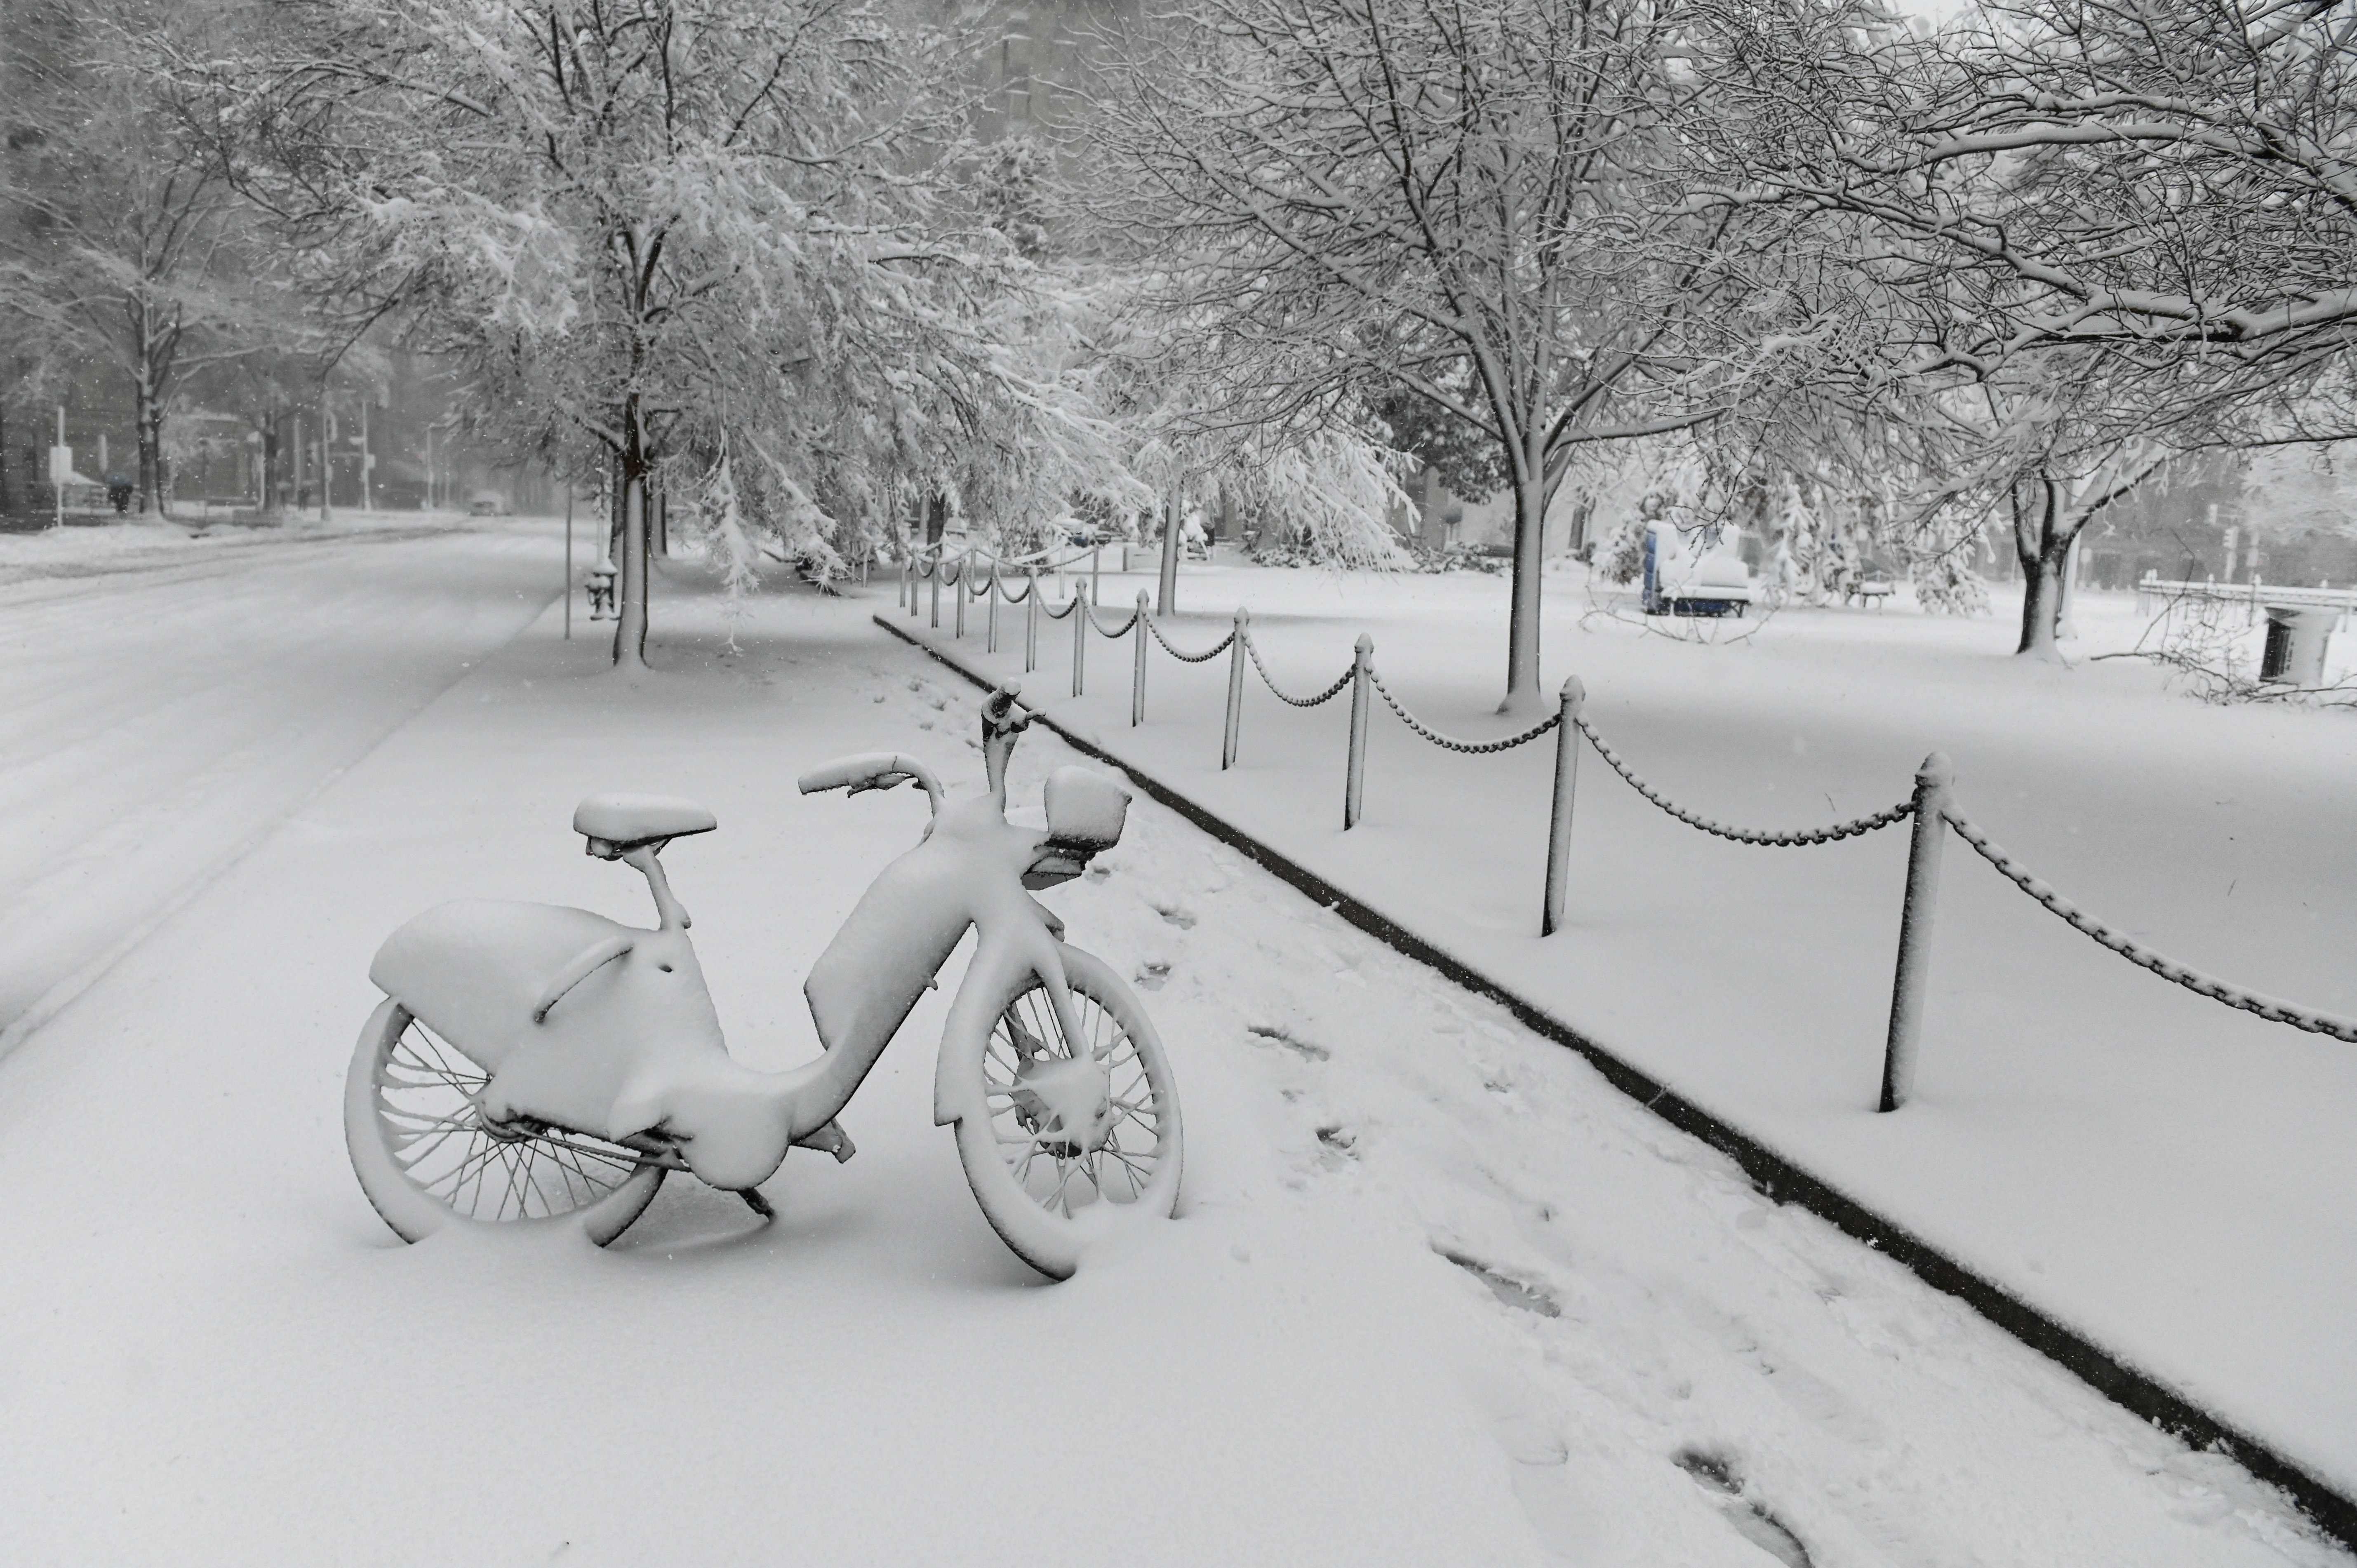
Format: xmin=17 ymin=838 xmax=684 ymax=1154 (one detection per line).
xmin=1024 ymin=767 xmax=1131 ymax=889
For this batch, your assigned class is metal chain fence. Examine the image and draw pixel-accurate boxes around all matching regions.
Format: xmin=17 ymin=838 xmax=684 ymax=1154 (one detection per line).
xmin=1085 ymin=599 xmax=1142 ymax=638
xmin=904 ymin=563 xmax=2355 ymax=1113
xmin=1367 ymin=670 xmax=1560 ymax=754
xmin=1577 ymin=719 xmax=1916 ymax=846
xmin=1944 ymin=809 xmax=2357 ymax=1043
xmin=1145 ymin=613 xmax=1236 ymax=663
xmin=1244 ymin=635 xmax=1354 ymax=707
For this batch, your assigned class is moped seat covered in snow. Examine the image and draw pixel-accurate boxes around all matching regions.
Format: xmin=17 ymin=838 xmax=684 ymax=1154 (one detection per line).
xmin=572 ymin=793 xmax=717 ymax=853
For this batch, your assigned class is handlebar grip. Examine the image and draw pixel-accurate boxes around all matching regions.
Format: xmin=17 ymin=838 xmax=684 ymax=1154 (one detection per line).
xmin=797 ymin=752 xmax=913 ymax=795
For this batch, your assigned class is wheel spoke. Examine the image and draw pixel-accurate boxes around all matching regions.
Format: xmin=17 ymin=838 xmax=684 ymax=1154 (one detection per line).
xmin=371 ymin=1008 xmax=656 ymax=1229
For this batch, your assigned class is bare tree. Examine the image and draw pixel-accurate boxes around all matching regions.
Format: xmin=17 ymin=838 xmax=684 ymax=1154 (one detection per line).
xmin=1683 ymin=0 xmax=2357 ymax=651
xmin=187 ymin=0 xmax=1173 ymax=667
xmin=0 ymin=0 xmax=287 ymax=517
xmin=1086 ymin=0 xmax=1813 ymax=712
xmin=1694 ymin=0 xmax=2357 ymax=374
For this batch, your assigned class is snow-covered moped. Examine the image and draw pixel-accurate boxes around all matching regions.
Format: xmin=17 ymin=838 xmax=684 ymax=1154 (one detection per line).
xmin=345 ymin=687 xmax=1181 ymax=1278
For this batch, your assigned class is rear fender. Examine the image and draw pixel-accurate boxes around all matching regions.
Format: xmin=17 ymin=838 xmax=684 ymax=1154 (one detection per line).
xmin=371 ymin=901 xmax=635 ymax=1074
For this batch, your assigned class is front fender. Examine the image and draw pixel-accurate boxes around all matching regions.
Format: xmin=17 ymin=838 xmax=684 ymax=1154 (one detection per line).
xmin=933 ymin=930 xmax=1071 ymax=1126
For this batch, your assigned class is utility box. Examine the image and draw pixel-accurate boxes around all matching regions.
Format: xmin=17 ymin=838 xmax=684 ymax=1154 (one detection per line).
xmin=2259 ymin=605 xmax=2336 ymax=685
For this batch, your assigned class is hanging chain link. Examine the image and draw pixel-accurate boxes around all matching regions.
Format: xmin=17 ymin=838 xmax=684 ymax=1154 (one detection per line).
xmin=1366 ymin=670 xmax=1560 ymax=753
xmin=1576 ymin=719 xmax=1915 ymax=846
xmin=1040 ymin=593 xmax=1081 ymax=620
xmin=1943 ymin=811 xmax=2357 ymax=1042
xmin=1244 ymin=633 xmax=1353 ymax=707
xmin=1144 ymin=612 xmax=1236 ymax=663
xmin=1085 ymin=599 xmax=1142 ymax=638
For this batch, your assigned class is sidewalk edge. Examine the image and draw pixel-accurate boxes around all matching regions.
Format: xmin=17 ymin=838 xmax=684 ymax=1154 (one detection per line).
xmin=878 ymin=610 xmax=2357 ymax=1554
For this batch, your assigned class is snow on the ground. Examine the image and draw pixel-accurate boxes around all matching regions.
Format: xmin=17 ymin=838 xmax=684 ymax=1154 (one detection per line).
xmin=0 ymin=559 xmax=2341 ymax=1565
xmin=901 ymin=555 xmax=2357 ymax=1506
xmin=0 ymin=506 xmax=491 ymax=585
xmin=0 ymin=512 xmax=567 ymax=1041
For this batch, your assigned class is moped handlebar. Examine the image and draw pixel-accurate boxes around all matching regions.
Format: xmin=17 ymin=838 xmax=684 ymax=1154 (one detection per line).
xmin=797 ymin=752 xmax=945 ymax=814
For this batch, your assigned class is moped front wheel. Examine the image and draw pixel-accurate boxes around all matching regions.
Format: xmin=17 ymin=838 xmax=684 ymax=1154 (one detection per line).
xmin=346 ymin=998 xmax=664 ymax=1245
xmin=950 ymin=947 xmax=1182 ymax=1279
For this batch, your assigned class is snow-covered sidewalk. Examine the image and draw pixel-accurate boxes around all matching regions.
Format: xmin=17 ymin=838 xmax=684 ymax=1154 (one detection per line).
xmin=892 ymin=558 xmax=2357 ymax=1514
xmin=0 ymin=564 xmax=2343 ymax=1565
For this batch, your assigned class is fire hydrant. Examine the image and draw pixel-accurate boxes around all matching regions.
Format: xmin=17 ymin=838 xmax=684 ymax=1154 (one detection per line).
xmin=586 ymin=553 xmax=617 ymax=621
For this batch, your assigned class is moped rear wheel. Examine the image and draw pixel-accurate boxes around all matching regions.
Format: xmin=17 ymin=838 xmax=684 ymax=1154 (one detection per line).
xmin=950 ymin=947 xmax=1182 ymax=1279
xmin=346 ymin=998 xmax=664 ymax=1245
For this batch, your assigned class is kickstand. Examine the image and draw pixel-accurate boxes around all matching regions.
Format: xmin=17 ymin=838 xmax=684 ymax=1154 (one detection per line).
xmin=738 ymin=1187 xmax=776 ymax=1220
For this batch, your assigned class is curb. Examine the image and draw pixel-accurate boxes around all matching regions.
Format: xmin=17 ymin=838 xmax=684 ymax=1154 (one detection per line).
xmin=876 ymin=610 xmax=2357 ymax=1553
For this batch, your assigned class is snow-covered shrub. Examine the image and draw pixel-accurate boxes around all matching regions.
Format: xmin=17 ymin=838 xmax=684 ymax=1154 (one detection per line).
xmin=1596 ymin=516 xmax=1648 ymax=585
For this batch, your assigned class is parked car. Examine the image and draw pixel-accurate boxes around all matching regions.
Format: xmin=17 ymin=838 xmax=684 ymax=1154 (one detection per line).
xmin=466 ymin=490 xmax=510 ymax=517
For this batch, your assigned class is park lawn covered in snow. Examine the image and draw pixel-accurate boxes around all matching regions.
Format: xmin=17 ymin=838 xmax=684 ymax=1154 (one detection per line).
xmin=0 ymin=559 xmax=2342 ymax=1565
xmin=901 ymin=555 xmax=2357 ymax=1509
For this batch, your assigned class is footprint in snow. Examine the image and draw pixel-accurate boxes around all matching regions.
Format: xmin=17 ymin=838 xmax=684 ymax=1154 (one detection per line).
xmin=1246 ymin=1023 xmax=1329 ymax=1061
xmin=1437 ymin=1247 xmax=1562 ymax=1318
xmin=1135 ymin=960 xmax=1171 ymax=991
xmin=1153 ymin=903 xmax=1197 ymax=929
xmin=1674 ymin=1451 xmax=1814 ymax=1568
xmin=1314 ymin=1124 xmax=1359 ymax=1168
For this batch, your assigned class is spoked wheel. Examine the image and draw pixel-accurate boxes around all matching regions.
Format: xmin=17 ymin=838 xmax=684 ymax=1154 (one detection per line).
xmin=950 ymin=946 xmax=1181 ymax=1279
xmin=345 ymin=998 xmax=664 ymax=1245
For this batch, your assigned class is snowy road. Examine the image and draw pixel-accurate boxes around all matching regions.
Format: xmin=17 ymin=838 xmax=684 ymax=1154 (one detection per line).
xmin=0 ymin=517 xmax=565 ymax=1041
xmin=0 ymin=564 xmax=2343 ymax=1565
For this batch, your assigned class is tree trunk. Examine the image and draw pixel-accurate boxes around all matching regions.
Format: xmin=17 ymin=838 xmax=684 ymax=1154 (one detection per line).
xmin=614 ymin=466 xmax=650 ymax=670
xmin=1157 ymin=491 xmax=1181 ymax=615
xmin=1499 ymin=472 xmax=1548 ymax=715
xmin=608 ymin=454 xmax=624 ymax=561
xmin=2014 ymin=478 xmax=2072 ymax=658
xmin=925 ymin=491 xmax=947 ymax=545
xmin=0 ymin=396 xmax=12 ymax=515
xmin=135 ymin=372 xmax=163 ymax=517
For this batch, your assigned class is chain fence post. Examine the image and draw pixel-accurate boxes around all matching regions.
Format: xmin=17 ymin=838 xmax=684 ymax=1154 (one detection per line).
xmin=986 ymin=567 xmax=1000 ymax=653
xmin=1879 ymin=751 xmax=1955 ymax=1112
xmin=1072 ymin=590 xmax=1087 ymax=697
xmin=954 ymin=564 xmax=968 ymax=638
xmin=1091 ymin=545 xmax=1102 ymax=606
xmin=1131 ymin=590 xmax=1150 ymax=726
xmin=1344 ymin=634 xmax=1373 ymax=829
xmin=1222 ymin=607 xmax=1249 ymax=769
xmin=929 ymin=558 xmax=941 ymax=628
xmin=1541 ymin=675 xmax=1587 ymax=937
xmin=1025 ymin=571 xmax=1039 ymax=672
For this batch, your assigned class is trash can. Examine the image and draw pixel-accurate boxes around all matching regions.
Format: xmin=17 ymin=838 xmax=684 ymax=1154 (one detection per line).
xmin=2260 ymin=605 xmax=2335 ymax=685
